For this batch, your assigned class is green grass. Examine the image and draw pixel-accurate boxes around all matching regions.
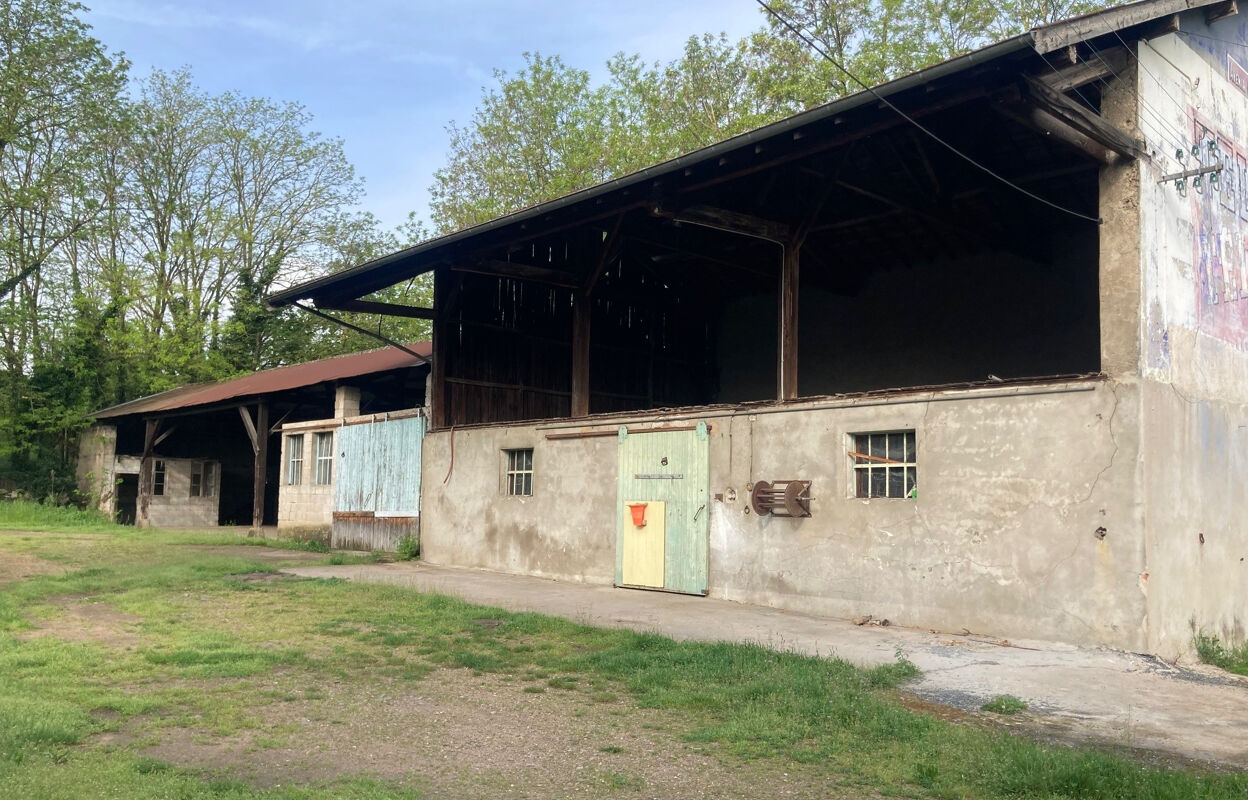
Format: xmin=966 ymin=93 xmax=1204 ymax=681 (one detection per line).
xmin=0 ymin=500 xmax=121 ymax=532
xmin=981 ymin=695 xmax=1028 ymax=715
xmin=0 ymin=527 xmax=1244 ymax=799
xmin=1195 ymin=631 xmax=1248 ymax=677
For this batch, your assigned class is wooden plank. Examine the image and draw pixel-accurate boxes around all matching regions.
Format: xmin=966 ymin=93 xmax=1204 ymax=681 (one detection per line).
xmin=1036 ymin=46 xmax=1130 ymax=92
xmin=571 ymin=292 xmax=591 ymax=417
xmin=252 ymin=402 xmax=268 ymax=530
xmin=1023 ymin=76 xmax=1144 ymax=161
xmin=431 ymin=268 xmax=450 ymax=429
xmin=152 ymin=425 xmax=177 ymax=448
xmin=778 ymin=244 xmax=800 ymax=401
xmin=1031 ymin=0 xmax=1217 ymax=54
xmin=455 ymin=260 xmax=580 ymax=289
xmin=316 ymin=298 xmax=435 ymax=319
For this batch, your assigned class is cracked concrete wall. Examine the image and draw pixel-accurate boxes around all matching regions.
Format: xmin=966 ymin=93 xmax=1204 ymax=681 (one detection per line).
xmin=420 ymin=379 xmax=1146 ymax=651
xmin=1137 ymin=23 xmax=1248 ymax=657
xmin=115 ymin=455 xmax=219 ymax=528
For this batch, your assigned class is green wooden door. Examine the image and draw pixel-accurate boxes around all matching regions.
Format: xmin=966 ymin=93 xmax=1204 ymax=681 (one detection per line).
xmin=615 ymin=423 xmax=709 ymax=595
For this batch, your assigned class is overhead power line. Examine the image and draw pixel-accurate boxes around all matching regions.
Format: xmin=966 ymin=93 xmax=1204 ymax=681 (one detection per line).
xmin=754 ymin=0 xmax=1104 ymax=224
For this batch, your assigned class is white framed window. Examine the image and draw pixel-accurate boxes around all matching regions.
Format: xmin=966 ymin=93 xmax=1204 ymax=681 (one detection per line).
xmin=504 ymin=448 xmax=533 ymax=496
xmin=286 ymin=434 xmax=304 ymax=485
xmin=314 ymin=431 xmax=334 ymax=485
xmin=153 ymin=460 xmax=165 ymax=496
xmin=189 ymin=460 xmax=214 ymax=498
xmin=851 ymin=431 xmax=917 ymax=499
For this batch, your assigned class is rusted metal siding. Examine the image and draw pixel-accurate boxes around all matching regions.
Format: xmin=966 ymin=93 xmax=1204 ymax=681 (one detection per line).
xmin=332 ymin=414 xmax=425 ymax=551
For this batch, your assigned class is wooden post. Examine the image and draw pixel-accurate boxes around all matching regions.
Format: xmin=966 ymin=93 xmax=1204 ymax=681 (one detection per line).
xmin=138 ymin=418 xmax=160 ymax=528
xmin=778 ymin=245 xmax=800 ymax=401
xmin=431 ymin=267 xmax=450 ymax=429
xmin=251 ymin=402 xmax=268 ymax=530
xmin=571 ymin=291 xmax=591 ymax=417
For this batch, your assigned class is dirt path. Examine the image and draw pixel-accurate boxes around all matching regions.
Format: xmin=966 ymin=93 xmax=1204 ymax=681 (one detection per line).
xmin=105 ymin=669 xmax=850 ymax=799
xmin=283 ymin=561 xmax=1248 ymax=769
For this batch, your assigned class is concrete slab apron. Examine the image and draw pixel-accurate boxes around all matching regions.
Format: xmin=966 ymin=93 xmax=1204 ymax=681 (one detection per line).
xmin=282 ymin=562 xmax=1248 ymax=768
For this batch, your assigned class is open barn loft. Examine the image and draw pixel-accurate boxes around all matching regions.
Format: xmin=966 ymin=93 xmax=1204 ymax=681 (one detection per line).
xmin=268 ymin=7 xmax=1169 ymax=429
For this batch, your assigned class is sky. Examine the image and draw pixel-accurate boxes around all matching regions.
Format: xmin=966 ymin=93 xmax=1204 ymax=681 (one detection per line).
xmin=82 ymin=1 xmax=768 ymax=232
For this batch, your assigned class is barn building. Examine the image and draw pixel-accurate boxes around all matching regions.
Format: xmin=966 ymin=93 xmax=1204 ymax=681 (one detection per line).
xmin=267 ymin=0 xmax=1247 ymax=658
xmin=77 ymin=345 xmax=430 ymax=537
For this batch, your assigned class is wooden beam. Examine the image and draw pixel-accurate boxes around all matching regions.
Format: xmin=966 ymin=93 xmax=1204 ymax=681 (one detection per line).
xmin=152 ymin=425 xmax=177 ymax=448
xmin=994 ymin=101 xmax=1115 ymax=165
xmin=251 ymin=402 xmax=268 ymax=530
xmin=1036 ymin=46 xmax=1130 ymax=92
xmin=778 ymin=245 xmax=800 ymax=401
xmin=571 ymin=292 xmax=591 ymax=418
xmin=1023 ymin=76 xmax=1144 ymax=161
xmin=431 ymin=268 xmax=451 ymax=429
xmin=1207 ymin=0 xmax=1238 ymax=23
xmin=316 ymin=298 xmax=435 ymax=320
xmin=238 ymin=406 xmax=259 ymax=453
xmin=657 ymin=204 xmax=791 ymax=242
xmin=138 ymin=418 xmax=160 ymax=528
xmin=445 ymin=377 xmax=571 ymax=397
xmin=584 ymin=214 xmax=624 ymax=296
xmin=455 ymin=260 xmax=580 ymax=289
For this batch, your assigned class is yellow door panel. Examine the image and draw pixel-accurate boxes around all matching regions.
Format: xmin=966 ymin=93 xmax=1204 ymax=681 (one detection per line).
xmin=621 ymin=500 xmax=665 ymax=588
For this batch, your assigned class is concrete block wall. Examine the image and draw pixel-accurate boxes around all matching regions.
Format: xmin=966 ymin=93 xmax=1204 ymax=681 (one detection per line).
xmin=277 ymin=421 xmax=336 ymax=531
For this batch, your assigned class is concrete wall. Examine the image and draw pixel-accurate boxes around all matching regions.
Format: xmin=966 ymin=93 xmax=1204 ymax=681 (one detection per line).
xmin=421 ymin=379 xmax=1147 ymax=651
xmin=117 ymin=455 xmax=219 ymax=528
xmin=1137 ymin=22 xmax=1248 ymax=654
xmin=76 ymin=424 xmax=118 ymax=515
xmin=277 ymin=421 xmax=336 ymax=532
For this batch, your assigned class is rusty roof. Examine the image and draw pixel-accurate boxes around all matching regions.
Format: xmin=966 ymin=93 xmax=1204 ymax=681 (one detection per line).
xmin=91 ymin=342 xmax=431 ymax=420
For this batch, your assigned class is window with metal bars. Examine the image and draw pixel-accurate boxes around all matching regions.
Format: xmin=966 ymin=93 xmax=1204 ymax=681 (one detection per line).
xmin=314 ymin=432 xmax=334 ymax=485
xmin=286 ymin=434 xmax=304 ymax=485
xmin=504 ymin=448 xmax=533 ymax=496
xmin=851 ymin=431 xmax=917 ymax=499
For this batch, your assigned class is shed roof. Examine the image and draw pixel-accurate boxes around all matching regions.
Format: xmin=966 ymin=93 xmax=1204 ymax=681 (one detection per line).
xmin=91 ymin=342 xmax=431 ymax=420
xmin=265 ymin=0 xmax=1221 ymax=310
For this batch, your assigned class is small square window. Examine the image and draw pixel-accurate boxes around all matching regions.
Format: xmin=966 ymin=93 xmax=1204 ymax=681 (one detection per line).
xmin=504 ymin=448 xmax=533 ymax=496
xmin=153 ymin=460 xmax=165 ymax=496
xmin=851 ymin=431 xmax=917 ymax=499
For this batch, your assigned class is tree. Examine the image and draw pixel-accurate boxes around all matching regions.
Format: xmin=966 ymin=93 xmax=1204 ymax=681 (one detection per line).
xmin=0 ymin=0 xmax=129 ymax=302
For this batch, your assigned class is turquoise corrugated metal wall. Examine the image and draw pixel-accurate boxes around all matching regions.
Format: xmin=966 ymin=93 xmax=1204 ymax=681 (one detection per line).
xmin=334 ymin=415 xmax=425 ymax=516
xmin=615 ymin=423 xmax=709 ymax=595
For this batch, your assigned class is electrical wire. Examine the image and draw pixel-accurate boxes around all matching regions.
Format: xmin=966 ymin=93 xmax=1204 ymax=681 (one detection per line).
xmin=755 ymin=0 xmax=1104 ymax=223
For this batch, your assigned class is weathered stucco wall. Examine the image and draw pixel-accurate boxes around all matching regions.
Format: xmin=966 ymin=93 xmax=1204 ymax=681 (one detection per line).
xmin=421 ymin=380 xmax=1147 ymax=651
xmin=277 ymin=421 xmax=335 ymax=531
xmin=76 ymin=424 xmax=118 ymax=515
xmin=1137 ymin=23 xmax=1248 ymax=655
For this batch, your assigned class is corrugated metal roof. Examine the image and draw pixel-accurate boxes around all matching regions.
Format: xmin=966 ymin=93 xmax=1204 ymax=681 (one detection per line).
xmin=91 ymin=343 xmax=431 ymax=420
